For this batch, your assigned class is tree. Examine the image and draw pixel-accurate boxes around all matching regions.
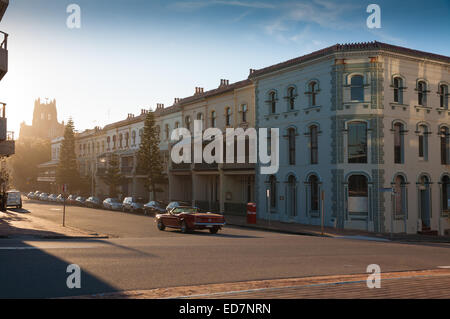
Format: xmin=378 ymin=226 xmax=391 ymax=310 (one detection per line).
xmin=8 ymin=137 xmax=51 ymax=192
xmin=101 ymin=153 xmax=124 ymax=198
xmin=137 ymin=112 xmax=166 ymax=200
xmin=56 ymin=118 xmax=81 ymax=193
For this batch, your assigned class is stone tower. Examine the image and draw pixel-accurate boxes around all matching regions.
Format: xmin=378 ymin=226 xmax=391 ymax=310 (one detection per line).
xmin=19 ymin=98 xmax=65 ymax=140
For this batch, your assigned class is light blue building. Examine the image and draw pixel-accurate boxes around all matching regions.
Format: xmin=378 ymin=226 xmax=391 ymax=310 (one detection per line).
xmin=250 ymin=42 xmax=450 ymax=235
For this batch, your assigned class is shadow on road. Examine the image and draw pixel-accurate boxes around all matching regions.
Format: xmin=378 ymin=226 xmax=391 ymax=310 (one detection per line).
xmin=0 ymin=239 xmax=118 ymax=298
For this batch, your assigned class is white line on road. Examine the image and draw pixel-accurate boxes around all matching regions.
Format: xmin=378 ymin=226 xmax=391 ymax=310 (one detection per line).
xmin=0 ymin=245 xmax=103 ymax=250
xmin=438 ymin=266 xmax=450 ymax=269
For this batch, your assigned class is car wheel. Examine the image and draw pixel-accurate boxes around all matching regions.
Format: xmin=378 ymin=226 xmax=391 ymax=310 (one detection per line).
xmin=180 ymin=221 xmax=189 ymax=234
xmin=157 ymin=219 xmax=165 ymax=231
xmin=209 ymin=227 xmax=219 ymax=234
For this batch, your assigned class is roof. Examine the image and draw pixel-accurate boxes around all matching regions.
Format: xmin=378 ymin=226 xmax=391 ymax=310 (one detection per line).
xmin=249 ymin=41 xmax=450 ymax=78
xmin=176 ymin=79 xmax=252 ymax=106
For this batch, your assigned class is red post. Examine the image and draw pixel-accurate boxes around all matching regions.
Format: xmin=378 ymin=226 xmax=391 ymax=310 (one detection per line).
xmin=247 ymin=203 xmax=257 ymax=224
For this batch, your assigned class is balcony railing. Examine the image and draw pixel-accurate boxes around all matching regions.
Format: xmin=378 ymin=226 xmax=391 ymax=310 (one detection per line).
xmin=0 ymin=31 xmax=7 ymax=50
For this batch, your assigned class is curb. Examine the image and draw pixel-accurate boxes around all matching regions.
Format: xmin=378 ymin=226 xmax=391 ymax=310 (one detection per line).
xmin=226 ymin=221 xmax=333 ymax=238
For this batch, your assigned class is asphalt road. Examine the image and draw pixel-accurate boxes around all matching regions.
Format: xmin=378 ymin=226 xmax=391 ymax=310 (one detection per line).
xmin=1 ymin=200 xmax=450 ymax=298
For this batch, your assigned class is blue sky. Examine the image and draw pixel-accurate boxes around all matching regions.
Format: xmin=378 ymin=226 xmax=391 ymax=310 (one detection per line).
xmin=1 ymin=0 xmax=449 ymax=136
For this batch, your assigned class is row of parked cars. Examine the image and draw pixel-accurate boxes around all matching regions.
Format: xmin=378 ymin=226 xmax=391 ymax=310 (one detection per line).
xmin=26 ymin=191 xmax=174 ymax=215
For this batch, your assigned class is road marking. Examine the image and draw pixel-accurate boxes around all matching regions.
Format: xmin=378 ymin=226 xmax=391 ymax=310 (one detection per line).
xmin=0 ymin=245 xmax=103 ymax=250
xmin=50 ymin=208 xmax=62 ymax=211
xmin=438 ymin=266 xmax=450 ymax=269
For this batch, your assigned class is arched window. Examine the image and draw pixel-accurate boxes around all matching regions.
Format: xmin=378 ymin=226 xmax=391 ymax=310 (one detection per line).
xmin=393 ymin=77 xmax=403 ymax=104
xmin=125 ymin=132 xmax=129 ymax=147
xmin=393 ymin=175 xmax=407 ymax=218
xmin=107 ymin=136 xmax=111 ymax=150
xmin=348 ymin=121 xmax=367 ymax=163
xmin=441 ymin=126 xmax=450 ymax=165
xmin=112 ymin=135 xmax=117 ymax=149
xmin=350 ymin=75 xmax=364 ymax=101
xmin=269 ymin=175 xmax=277 ymax=209
xmin=197 ymin=112 xmax=203 ymax=124
xmin=417 ymin=81 xmax=427 ymax=106
xmin=348 ymin=175 xmax=368 ymax=215
xmin=119 ymin=134 xmax=123 ymax=148
xmin=308 ymin=81 xmax=318 ymax=106
xmin=309 ymin=175 xmax=319 ymax=212
xmin=175 ymin=121 xmax=180 ymax=129
xmin=442 ymin=175 xmax=450 ymax=214
xmin=310 ymin=125 xmax=318 ymax=164
xmin=287 ymin=175 xmax=297 ymax=217
xmin=287 ymin=87 xmax=295 ymax=110
xmin=211 ymin=111 xmax=216 ymax=128
xmin=269 ymin=91 xmax=276 ymax=114
xmin=185 ymin=116 xmax=191 ymax=131
xmin=418 ymin=124 xmax=428 ymax=160
xmin=131 ymin=131 xmax=136 ymax=145
xmin=439 ymin=84 xmax=449 ymax=109
xmin=418 ymin=175 xmax=431 ymax=228
xmin=287 ymin=128 xmax=296 ymax=165
xmin=225 ymin=107 xmax=232 ymax=126
xmin=394 ymin=122 xmax=404 ymax=164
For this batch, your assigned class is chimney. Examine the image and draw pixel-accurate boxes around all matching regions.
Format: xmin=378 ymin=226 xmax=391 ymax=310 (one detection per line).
xmin=219 ymin=79 xmax=230 ymax=88
xmin=249 ymin=69 xmax=256 ymax=76
xmin=174 ymin=98 xmax=180 ymax=104
xmin=156 ymin=103 xmax=164 ymax=110
xmin=195 ymin=87 xmax=204 ymax=95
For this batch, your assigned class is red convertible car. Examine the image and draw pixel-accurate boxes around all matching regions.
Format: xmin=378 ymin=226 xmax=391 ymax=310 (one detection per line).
xmin=156 ymin=206 xmax=226 ymax=234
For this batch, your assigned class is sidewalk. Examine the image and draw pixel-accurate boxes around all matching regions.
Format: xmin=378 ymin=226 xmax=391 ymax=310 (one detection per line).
xmin=225 ymin=215 xmax=450 ymax=243
xmin=0 ymin=209 xmax=108 ymax=239
xmin=74 ymin=268 xmax=450 ymax=299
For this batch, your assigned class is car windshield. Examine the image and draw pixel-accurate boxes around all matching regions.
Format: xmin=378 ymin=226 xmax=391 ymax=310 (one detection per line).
xmin=110 ymin=198 xmax=120 ymax=203
xmin=172 ymin=207 xmax=200 ymax=214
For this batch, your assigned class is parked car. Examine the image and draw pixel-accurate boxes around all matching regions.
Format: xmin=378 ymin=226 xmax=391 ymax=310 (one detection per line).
xmin=31 ymin=191 xmax=41 ymax=199
xmin=122 ymin=197 xmax=145 ymax=213
xmin=6 ymin=190 xmax=22 ymax=209
xmin=26 ymin=192 xmax=34 ymax=199
xmin=75 ymin=196 xmax=86 ymax=206
xmin=143 ymin=200 xmax=166 ymax=216
xmin=85 ymin=196 xmax=101 ymax=208
xmin=165 ymin=201 xmax=191 ymax=212
xmin=48 ymin=194 xmax=58 ymax=202
xmin=66 ymin=194 xmax=78 ymax=205
xmin=156 ymin=206 xmax=226 ymax=234
xmin=103 ymin=198 xmax=123 ymax=211
xmin=39 ymin=193 xmax=49 ymax=201
xmin=56 ymin=194 xmax=65 ymax=203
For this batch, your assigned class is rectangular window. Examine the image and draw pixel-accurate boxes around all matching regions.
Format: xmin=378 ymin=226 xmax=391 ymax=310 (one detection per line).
xmin=310 ymin=126 xmax=318 ymax=164
xmin=394 ymin=124 xmax=403 ymax=164
xmin=348 ymin=122 xmax=367 ymax=163
xmin=419 ymin=135 xmax=424 ymax=158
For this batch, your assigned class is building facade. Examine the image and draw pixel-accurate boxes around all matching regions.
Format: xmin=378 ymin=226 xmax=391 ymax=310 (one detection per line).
xmin=168 ymin=78 xmax=256 ymax=215
xmin=250 ymin=42 xmax=449 ymax=235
